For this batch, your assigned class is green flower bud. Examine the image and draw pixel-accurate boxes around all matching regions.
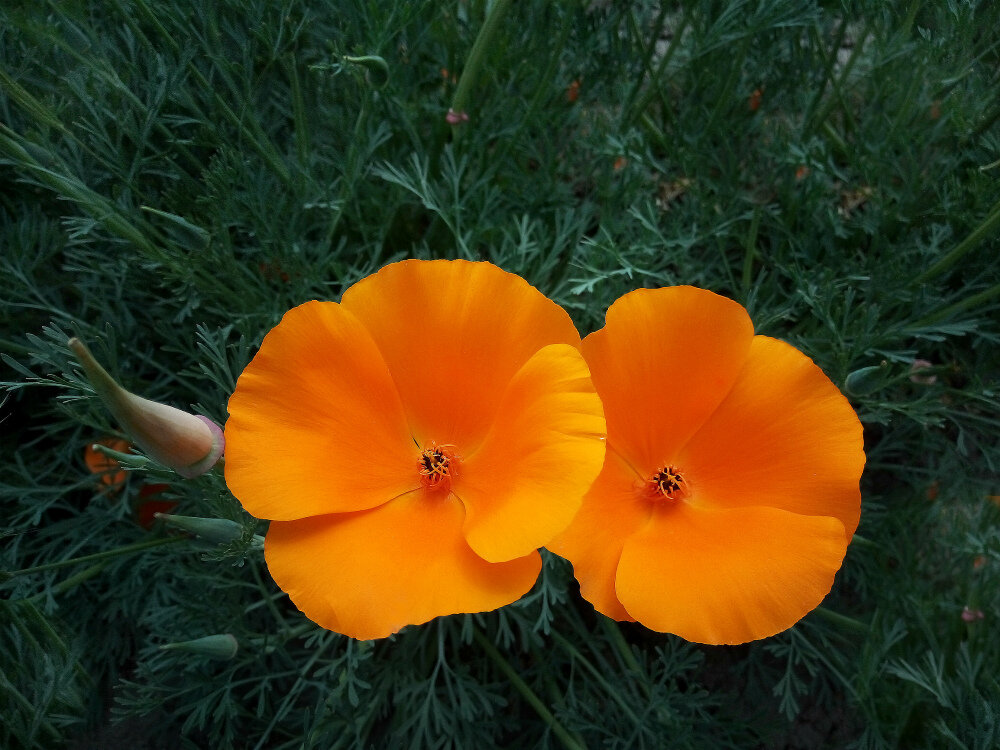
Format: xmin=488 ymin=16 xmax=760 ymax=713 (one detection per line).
xmin=845 ymin=361 xmax=891 ymax=397
xmin=154 ymin=514 xmax=263 ymax=549
xmin=160 ymin=634 xmax=239 ymax=660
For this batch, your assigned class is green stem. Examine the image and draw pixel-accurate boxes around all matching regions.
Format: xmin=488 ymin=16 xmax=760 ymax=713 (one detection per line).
xmin=807 ymin=17 xmax=870 ymax=139
xmin=850 ymin=533 xmax=876 ymax=549
xmin=703 ymin=36 xmax=751 ymax=136
xmin=623 ymin=8 xmax=691 ymax=133
xmin=812 ymin=606 xmax=869 ymax=636
xmin=26 ymin=562 xmax=108 ymax=603
xmin=910 ymin=281 xmax=1000 ymax=328
xmin=13 ymin=599 xmax=95 ymax=686
xmin=550 ymin=629 xmax=642 ymax=725
xmin=599 ymin=618 xmax=650 ymax=699
xmin=449 ymin=0 xmax=515 ymax=126
xmin=912 ymin=197 xmax=1000 ymax=285
xmin=4 ymin=535 xmax=187 ymax=578
xmin=472 ymin=627 xmax=586 ymax=750
xmin=485 ymin=5 xmax=573 ymax=172
xmin=741 ymin=207 xmax=762 ymax=296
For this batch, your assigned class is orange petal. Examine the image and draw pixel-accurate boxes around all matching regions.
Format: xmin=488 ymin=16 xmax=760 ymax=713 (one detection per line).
xmin=582 ymin=287 xmax=754 ymax=475
xmin=455 ymin=344 xmax=605 ymax=563
xmin=678 ymin=336 xmax=864 ymax=538
xmin=546 ymin=450 xmax=650 ymax=621
xmin=341 ymin=260 xmax=581 ymax=452
xmin=615 ymin=502 xmax=847 ymax=644
xmin=264 ymin=492 xmax=541 ymax=640
xmin=226 ymin=301 xmax=418 ymax=521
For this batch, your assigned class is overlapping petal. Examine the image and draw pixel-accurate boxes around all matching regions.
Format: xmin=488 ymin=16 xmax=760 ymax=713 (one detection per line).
xmin=225 ymin=301 xmax=418 ymax=520
xmin=456 ymin=343 xmax=606 ymax=563
xmin=581 ymin=286 xmax=753 ymax=475
xmin=678 ymin=336 xmax=864 ymax=538
xmin=615 ymin=502 xmax=847 ymax=644
xmin=547 ymin=450 xmax=649 ymax=621
xmin=264 ymin=491 xmax=542 ymax=640
xmin=341 ymin=259 xmax=583 ymax=452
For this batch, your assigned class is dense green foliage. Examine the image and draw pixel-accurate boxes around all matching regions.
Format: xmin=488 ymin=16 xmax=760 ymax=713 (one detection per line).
xmin=2 ymin=0 xmax=999 ymax=747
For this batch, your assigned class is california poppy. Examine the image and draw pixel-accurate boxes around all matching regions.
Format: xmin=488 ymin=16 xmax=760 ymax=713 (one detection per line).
xmin=225 ymin=260 xmax=606 ymax=640
xmin=549 ymin=286 xmax=864 ymax=645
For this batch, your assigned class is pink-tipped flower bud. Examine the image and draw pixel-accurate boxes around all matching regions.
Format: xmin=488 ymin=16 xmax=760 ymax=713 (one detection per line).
xmin=68 ymin=338 xmax=224 ymax=478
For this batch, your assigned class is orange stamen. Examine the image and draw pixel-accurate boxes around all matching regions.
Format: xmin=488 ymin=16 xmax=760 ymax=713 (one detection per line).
xmin=418 ymin=444 xmax=459 ymax=491
xmin=645 ymin=465 xmax=687 ymax=502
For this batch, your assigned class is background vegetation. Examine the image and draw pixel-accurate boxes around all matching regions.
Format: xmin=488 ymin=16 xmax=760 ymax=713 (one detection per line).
xmin=2 ymin=0 xmax=999 ymax=747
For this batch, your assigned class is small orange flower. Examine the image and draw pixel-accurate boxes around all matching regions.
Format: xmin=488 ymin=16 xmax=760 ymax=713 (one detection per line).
xmin=549 ymin=286 xmax=865 ymax=645
xmin=85 ymin=437 xmax=131 ymax=490
xmin=748 ymin=87 xmax=763 ymax=112
xmin=613 ymin=156 xmax=628 ymax=171
xmin=225 ymin=260 xmax=606 ymax=640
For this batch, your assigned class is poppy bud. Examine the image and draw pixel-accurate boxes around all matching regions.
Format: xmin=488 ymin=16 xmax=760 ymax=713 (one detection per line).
xmin=159 ymin=634 xmax=239 ymax=660
xmin=154 ymin=513 xmax=263 ymax=548
xmin=68 ymin=338 xmax=224 ymax=478
xmin=845 ymin=361 xmax=890 ymax=397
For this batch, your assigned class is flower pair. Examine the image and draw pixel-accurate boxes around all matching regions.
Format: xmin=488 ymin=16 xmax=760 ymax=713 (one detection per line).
xmin=225 ymin=260 xmax=864 ymax=643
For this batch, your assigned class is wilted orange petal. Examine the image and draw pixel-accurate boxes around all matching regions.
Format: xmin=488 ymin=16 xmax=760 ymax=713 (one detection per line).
xmin=616 ymin=502 xmax=847 ymax=644
xmin=265 ymin=492 xmax=541 ymax=640
xmin=678 ymin=336 xmax=864 ymax=538
xmin=341 ymin=260 xmax=581 ymax=452
xmin=547 ymin=450 xmax=650 ymax=621
xmin=456 ymin=343 xmax=605 ymax=563
xmin=582 ymin=287 xmax=753 ymax=475
xmin=226 ymin=301 xmax=418 ymax=521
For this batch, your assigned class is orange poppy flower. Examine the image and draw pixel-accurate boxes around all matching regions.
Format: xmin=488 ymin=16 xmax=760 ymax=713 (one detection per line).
xmin=225 ymin=260 xmax=606 ymax=640
xmin=549 ymin=286 xmax=864 ymax=645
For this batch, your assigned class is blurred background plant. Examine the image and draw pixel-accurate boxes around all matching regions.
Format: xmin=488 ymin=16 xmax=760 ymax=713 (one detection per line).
xmin=2 ymin=0 xmax=999 ymax=747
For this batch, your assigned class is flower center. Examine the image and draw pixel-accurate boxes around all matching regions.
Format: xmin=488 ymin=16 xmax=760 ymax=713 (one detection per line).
xmin=418 ymin=444 xmax=459 ymax=490
xmin=646 ymin=465 xmax=687 ymax=502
